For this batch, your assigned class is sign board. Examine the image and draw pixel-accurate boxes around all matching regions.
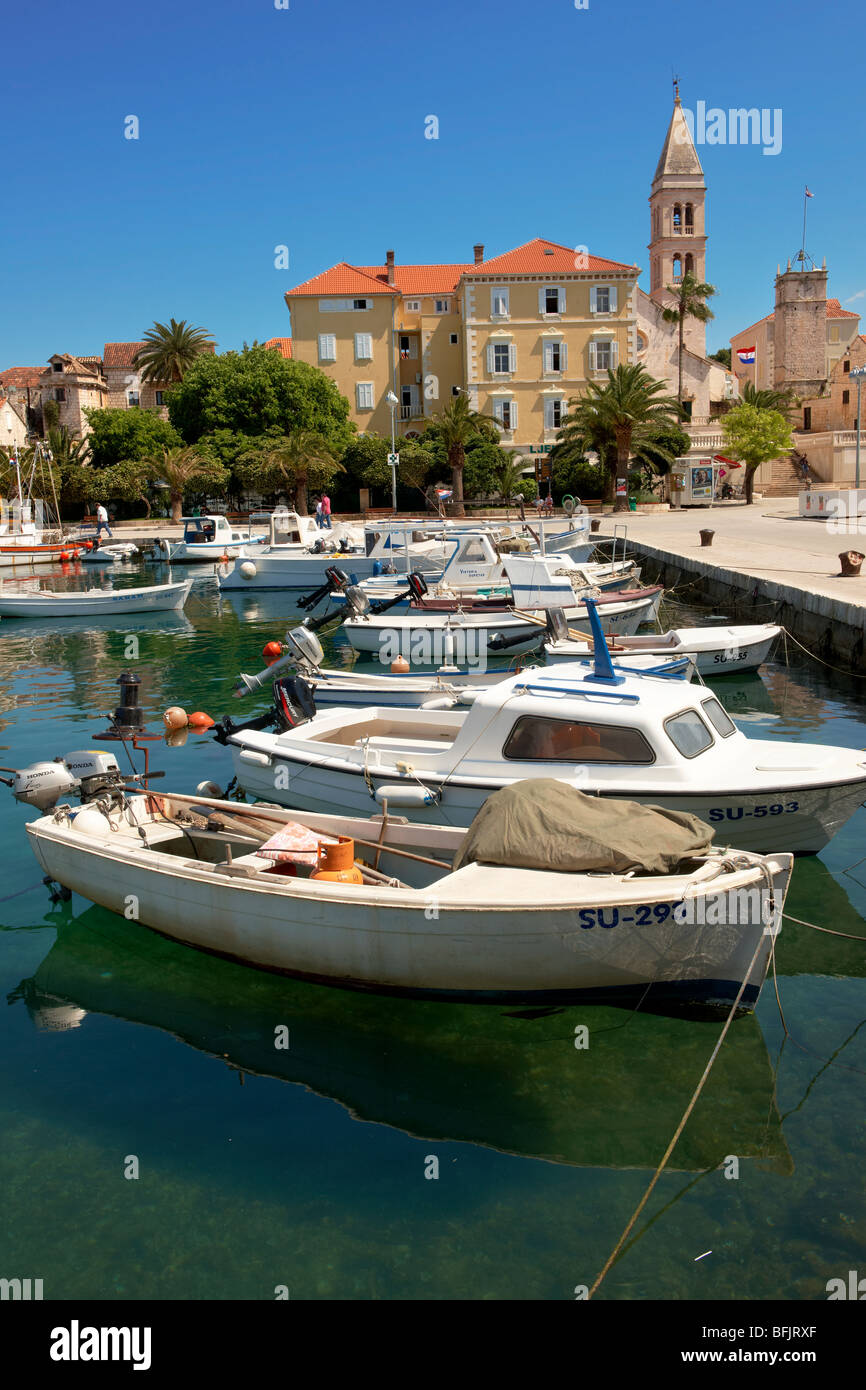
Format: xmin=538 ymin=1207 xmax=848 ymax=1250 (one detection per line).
xmin=387 ymin=453 xmax=399 ymax=467
xmin=690 ymin=462 xmax=714 ymax=500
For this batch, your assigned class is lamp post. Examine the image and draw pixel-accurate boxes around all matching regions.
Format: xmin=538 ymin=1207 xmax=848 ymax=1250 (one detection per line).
xmin=850 ymin=366 xmax=866 ymax=492
xmin=385 ymin=389 xmax=399 ymax=514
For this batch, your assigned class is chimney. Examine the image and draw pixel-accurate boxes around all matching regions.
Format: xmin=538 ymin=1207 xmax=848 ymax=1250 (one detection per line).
xmin=473 ymin=243 xmax=484 ymax=265
xmin=386 ymin=249 xmax=395 ymax=286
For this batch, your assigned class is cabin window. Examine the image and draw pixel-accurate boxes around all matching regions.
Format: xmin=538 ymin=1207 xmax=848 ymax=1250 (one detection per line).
xmin=459 ymin=539 xmax=488 ymax=562
xmin=502 ymin=716 xmax=655 ymax=764
xmin=664 ymin=709 xmax=714 ymax=758
xmin=701 ymin=696 xmax=736 ymax=738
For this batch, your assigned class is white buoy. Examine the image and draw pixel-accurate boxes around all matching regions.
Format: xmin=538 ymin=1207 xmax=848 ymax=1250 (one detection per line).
xmin=240 ymin=561 xmax=257 ymax=580
xmin=196 ymin=780 xmax=224 ymax=799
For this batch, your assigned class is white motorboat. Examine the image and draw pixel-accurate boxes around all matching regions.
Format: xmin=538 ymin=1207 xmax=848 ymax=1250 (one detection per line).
xmin=545 ymin=624 xmax=782 ymax=676
xmin=160 ymin=514 xmax=269 ymax=563
xmin=218 ymin=519 xmax=455 ymax=591
xmin=0 ymin=578 xmax=192 ymax=617
xmin=7 ymin=751 xmax=792 ymax=1011
xmin=80 ymin=542 xmax=140 ymax=565
xmin=339 ymin=584 xmax=663 ymax=663
xmin=221 ymin=602 xmax=866 ymax=854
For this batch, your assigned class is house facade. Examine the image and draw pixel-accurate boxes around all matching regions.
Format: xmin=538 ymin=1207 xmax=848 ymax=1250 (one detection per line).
xmin=103 ymin=342 xmax=170 ymax=417
xmin=39 ymin=354 xmax=109 ymax=436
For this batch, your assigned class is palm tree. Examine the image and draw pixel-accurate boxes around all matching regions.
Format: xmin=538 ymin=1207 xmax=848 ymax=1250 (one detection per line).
xmin=141 ymin=444 xmax=227 ymax=523
xmin=741 ymin=381 xmax=797 ymax=418
xmin=563 ymin=365 xmax=683 ymax=512
xmin=495 ymin=456 xmax=530 ymax=503
xmin=47 ymin=425 xmax=90 ymax=468
xmin=134 ymin=319 xmax=216 ymax=384
xmin=432 ymin=393 xmax=499 ymax=516
xmin=258 ymin=430 xmax=343 ymax=516
xmin=661 ymin=272 xmax=716 ymax=410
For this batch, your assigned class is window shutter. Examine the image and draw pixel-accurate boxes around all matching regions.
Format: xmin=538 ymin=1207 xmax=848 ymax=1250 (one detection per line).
xmin=560 ymin=341 xmax=568 ymax=371
xmin=609 ymin=286 xmax=618 ymax=312
xmin=589 ymin=340 xmax=597 ymax=371
xmin=508 ymin=343 xmax=517 ymax=372
xmin=558 ymin=287 xmax=566 ymax=314
xmin=542 ymin=342 xmax=551 ymax=373
xmin=589 ymin=287 xmax=597 ymax=313
xmin=492 ymin=400 xmax=503 ymax=425
xmin=510 ymin=401 xmax=518 ymax=429
xmin=538 ymin=287 xmax=546 ymax=314
xmin=610 ymin=340 xmax=619 ymax=368
xmin=486 ymin=343 xmax=495 ymax=373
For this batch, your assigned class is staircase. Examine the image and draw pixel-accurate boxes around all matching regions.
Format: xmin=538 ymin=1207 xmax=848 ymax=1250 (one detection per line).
xmin=761 ymin=451 xmax=807 ymax=498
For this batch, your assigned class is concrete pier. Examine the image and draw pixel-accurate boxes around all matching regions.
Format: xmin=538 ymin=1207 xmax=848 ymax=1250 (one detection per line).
xmin=601 ymin=498 xmax=866 ymax=672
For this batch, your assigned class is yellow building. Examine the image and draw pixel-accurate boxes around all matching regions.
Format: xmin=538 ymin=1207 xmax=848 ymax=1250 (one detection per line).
xmin=284 ymin=240 xmax=639 ymax=456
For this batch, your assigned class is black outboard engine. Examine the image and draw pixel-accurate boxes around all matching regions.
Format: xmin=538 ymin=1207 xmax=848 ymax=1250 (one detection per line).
xmin=298 ymin=565 xmax=350 ymax=612
xmin=407 ymin=572 xmax=429 ymax=604
xmin=273 ymin=675 xmax=317 ymax=731
xmin=545 ymin=607 xmax=569 ymax=643
xmin=311 ymin=538 xmax=326 ymax=554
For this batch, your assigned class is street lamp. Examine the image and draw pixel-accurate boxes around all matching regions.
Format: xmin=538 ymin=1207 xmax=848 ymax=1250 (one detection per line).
xmin=850 ymin=366 xmax=866 ymax=491
xmin=385 ymin=389 xmax=399 ymax=514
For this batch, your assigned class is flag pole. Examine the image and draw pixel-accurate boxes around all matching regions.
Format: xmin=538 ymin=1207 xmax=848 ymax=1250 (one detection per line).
xmin=801 ymin=187 xmax=808 ymax=267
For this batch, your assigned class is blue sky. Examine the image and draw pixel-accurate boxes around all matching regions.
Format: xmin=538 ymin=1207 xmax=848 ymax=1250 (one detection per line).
xmin=2 ymin=0 xmax=862 ymax=367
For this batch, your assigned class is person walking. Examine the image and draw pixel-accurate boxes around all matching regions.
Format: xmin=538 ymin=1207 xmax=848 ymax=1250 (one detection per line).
xmin=96 ymin=503 xmax=113 ymax=540
xmin=321 ymin=493 xmax=332 ymax=530
xmin=315 ymin=498 xmax=323 ymax=529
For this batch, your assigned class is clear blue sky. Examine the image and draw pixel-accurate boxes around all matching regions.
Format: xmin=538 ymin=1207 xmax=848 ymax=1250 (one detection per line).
xmin=2 ymin=0 xmax=862 ymax=367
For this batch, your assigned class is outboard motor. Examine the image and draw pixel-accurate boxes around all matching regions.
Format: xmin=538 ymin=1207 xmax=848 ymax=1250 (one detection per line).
xmin=7 ymin=750 xmax=124 ymax=811
xmin=284 ymin=626 xmax=325 ymax=670
xmin=406 ymin=572 xmax=429 ymax=604
xmin=273 ymin=675 xmax=317 ymax=732
xmin=298 ymin=565 xmax=350 ymax=612
xmin=545 ymin=607 xmax=569 ymax=644
xmin=344 ymin=585 xmax=371 ymax=618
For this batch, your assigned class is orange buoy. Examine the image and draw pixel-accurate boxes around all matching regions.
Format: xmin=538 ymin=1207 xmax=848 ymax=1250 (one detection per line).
xmin=262 ymin=641 xmax=283 ymax=664
xmin=163 ymin=706 xmax=188 ymax=729
xmin=188 ymin=711 xmax=214 ymax=729
xmin=84 ymin=540 xmax=93 ymax=551
xmin=60 ymin=551 xmax=70 ymax=562
xmin=311 ymin=836 xmax=363 ymax=884
xmin=390 ymin=656 xmax=410 ymax=674
xmin=71 ymin=549 xmax=80 ymax=560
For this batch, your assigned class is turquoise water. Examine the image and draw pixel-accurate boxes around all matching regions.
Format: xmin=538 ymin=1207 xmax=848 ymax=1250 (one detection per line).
xmin=0 ymin=568 xmax=865 ymax=1300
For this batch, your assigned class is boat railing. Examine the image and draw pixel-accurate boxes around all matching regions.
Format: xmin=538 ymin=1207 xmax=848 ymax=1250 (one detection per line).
xmin=515 ymin=682 xmax=641 ymax=704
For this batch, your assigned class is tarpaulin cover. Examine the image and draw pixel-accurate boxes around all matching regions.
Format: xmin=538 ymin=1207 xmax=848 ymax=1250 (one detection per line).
xmin=452 ymin=779 xmax=714 ymax=875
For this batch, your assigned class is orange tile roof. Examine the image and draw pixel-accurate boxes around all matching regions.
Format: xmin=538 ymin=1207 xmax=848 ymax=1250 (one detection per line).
xmin=466 ymin=238 xmax=638 ymax=277
xmin=286 ymin=262 xmax=398 ymax=298
xmin=358 ymin=264 xmax=473 ymax=296
xmin=265 ymin=337 xmax=293 ymax=358
xmin=0 ymin=367 xmax=43 ymax=389
xmin=103 ymin=341 xmax=147 ymax=368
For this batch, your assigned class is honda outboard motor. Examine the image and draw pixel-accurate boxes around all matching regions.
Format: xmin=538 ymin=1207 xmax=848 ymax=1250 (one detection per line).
xmin=8 ymin=750 xmax=124 ymax=811
xmin=545 ymin=607 xmax=569 ymax=643
xmin=273 ymin=675 xmax=317 ymax=732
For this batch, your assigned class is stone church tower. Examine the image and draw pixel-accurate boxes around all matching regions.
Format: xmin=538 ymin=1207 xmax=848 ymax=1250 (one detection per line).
xmin=772 ymin=262 xmax=828 ymax=399
xmin=647 ymin=89 xmax=708 ymax=358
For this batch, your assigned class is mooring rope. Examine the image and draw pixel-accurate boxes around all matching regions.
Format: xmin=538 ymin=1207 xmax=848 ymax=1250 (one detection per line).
xmin=781 ymin=911 xmax=866 ymax=942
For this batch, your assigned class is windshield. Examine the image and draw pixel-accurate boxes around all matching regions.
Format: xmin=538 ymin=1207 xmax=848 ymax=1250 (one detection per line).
xmin=664 ymin=709 xmax=714 ymax=758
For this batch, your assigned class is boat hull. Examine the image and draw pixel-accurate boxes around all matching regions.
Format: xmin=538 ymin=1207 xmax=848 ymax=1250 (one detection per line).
xmin=0 ymin=579 xmax=192 ymax=617
xmin=25 ymin=815 xmax=791 ymax=1009
xmin=545 ymin=625 xmax=780 ymax=676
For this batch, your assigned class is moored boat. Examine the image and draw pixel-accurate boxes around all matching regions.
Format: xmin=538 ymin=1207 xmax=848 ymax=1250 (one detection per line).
xmin=0 ymin=578 xmax=192 ymax=617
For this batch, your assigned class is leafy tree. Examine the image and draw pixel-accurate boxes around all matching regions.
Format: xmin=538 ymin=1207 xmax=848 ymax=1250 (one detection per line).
xmin=239 ymin=429 xmax=342 ymax=515
xmin=135 ymin=318 xmax=216 ymax=383
xmin=167 ymin=345 xmax=354 ymax=453
xmin=340 ymin=433 xmax=391 ymax=490
xmin=43 ymin=398 xmax=60 ymax=431
xmin=427 ymin=394 xmax=499 ymax=515
xmin=139 ymin=445 xmax=229 ymax=522
xmin=83 ymin=407 xmax=182 ymax=469
xmin=721 ymin=403 xmax=793 ymax=504
xmin=708 ymin=347 xmax=731 ymax=369
xmin=631 ymin=422 xmax=691 ymax=490
xmin=462 ymin=437 xmax=512 ymax=499
xmin=47 ymin=425 xmax=90 ymax=468
xmin=741 ymin=381 xmax=797 ymax=418
xmin=551 ymin=451 xmax=607 ymax=500
xmin=661 ymin=272 xmax=717 ymax=407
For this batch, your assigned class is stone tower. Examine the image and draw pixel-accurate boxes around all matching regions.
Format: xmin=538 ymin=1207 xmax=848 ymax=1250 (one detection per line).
xmin=772 ymin=262 xmax=828 ymax=398
xmin=648 ymin=90 xmax=708 ymax=356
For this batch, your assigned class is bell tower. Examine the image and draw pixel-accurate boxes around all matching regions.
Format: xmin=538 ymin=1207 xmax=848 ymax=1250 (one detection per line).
xmin=648 ymin=85 xmax=708 ymax=355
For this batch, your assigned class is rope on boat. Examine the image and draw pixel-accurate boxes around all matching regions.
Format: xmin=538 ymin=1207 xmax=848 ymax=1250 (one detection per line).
xmin=587 ymin=926 xmax=768 ymax=1299
xmin=781 ymin=911 xmax=866 ymax=942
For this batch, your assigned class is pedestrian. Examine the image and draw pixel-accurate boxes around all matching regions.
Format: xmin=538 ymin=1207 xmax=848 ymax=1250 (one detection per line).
xmin=315 ymin=498 xmax=323 ymax=529
xmin=96 ymin=502 xmax=113 ymax=540
xmin=321 ymin=492 xmax=332 ymax=530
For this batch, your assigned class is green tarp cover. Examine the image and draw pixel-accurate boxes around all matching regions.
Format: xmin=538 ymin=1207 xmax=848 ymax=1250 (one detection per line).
xmin=453 ymin=779 xmax=715 ymax=875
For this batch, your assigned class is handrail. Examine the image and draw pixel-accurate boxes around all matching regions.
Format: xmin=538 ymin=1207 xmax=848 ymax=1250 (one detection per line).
xmin=515 ymin=682 xmax=641 ymax=704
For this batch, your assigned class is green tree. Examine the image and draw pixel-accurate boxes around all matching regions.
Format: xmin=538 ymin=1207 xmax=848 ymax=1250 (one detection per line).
xmin=43 ymin=398 xmax=60 ymax=432
xmin=47 ymin=425 xmax=90 ymax=468
xmin=239 ymin=430 xmax=342 ymax=515
xmin=428 ymin=394 xmax=499 ymax=516
xmin=721 ymin=403 xmax=793 ymax=504
xmin=559 ymin=365 xmax=682 ymax=511
xmin=708 ymin=347 xmax=731 ymax=369
xmin=139 ymin=445 xmax=229 ymax=523
xmin=135 ymin=318 xmax=216 ymax=384
xmin=661 ymin=272 xmax=717 ymax=408
xmin=741 ymin=381 xmax=797 ymax=418
xmin=167 ymin=345 xmax=354 ymax=452
xmin=631 ymin=422 xmax=691 ymax=491
xmin=84 ymin=407 xmax=183 ymax=469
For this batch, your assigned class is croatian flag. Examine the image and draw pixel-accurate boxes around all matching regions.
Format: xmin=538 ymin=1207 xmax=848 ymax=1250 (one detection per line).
xmin=736 ymin=346 xmax=756 ymax=365
xmin=436 ymin=487 xmax=452 ymax=500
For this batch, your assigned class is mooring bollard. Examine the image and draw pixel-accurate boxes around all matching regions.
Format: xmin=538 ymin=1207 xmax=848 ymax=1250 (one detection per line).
xmin=699 ymin=529 xmax=714 ymax=547
xmin=590 ymin=518 xmax=602 ymax=533
xmin=838 ymin=550 xmax=865 ymax=577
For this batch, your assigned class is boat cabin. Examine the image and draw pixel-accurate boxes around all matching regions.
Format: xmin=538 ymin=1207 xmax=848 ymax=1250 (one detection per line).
xmin=181 ymin=515 xmax=259 ymax=546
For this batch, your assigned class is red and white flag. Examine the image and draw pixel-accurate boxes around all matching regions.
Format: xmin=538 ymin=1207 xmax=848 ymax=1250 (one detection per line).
xmin=805 ymin=187 xmax=814 ymax=197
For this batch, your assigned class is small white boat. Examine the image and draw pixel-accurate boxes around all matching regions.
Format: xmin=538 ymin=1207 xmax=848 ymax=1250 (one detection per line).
xmin=545 ymin=624 xmax=782 ymax=676
xmin=219 ymin=520 xmax=457 ymax=591
xmin=0 ymin=578 xmax=192 ymax=618
xmin=81 ymin=542 xmax=140 ymax=565
xmin=222 ymin=602 xmax=866 ymax=853
xmin=161 ymin=515 xmax=268 ymax=563
xmin=9 ymin=753 xmax=793 ymax=1012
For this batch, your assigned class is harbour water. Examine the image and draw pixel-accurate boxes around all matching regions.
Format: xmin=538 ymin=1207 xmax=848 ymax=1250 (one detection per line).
xmin=1 ymin=570 xmax=865 ymax=1300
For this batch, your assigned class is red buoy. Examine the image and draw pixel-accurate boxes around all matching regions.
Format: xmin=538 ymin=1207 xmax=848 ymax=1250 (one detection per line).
xmin=59 ymin=551 xmax=70 ymax=562
xmin=188 ymin=711 xmax=215 ymax=730
xmin=262 ymin=641 xmax=283 ymax=664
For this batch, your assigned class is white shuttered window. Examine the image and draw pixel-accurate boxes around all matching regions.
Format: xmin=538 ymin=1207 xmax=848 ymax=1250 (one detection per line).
xmin=491 ymin=286 xmax=509 ymax=317
xmin=356 ymin=382 xmax=374 ymax=410
xmin=318 ymin=334 xmax=337 ymax=361
xmin=543 ymin=341 xmax=567 ymax=372
xmin=493 ymin=399 xmax=518 ymax=431
xmin=354 ymin=333 xmax=373 ymax=360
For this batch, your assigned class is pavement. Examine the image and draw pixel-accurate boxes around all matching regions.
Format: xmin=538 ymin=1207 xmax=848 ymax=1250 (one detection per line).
xmin=601 ymin=497 xmax=866 ymax=611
